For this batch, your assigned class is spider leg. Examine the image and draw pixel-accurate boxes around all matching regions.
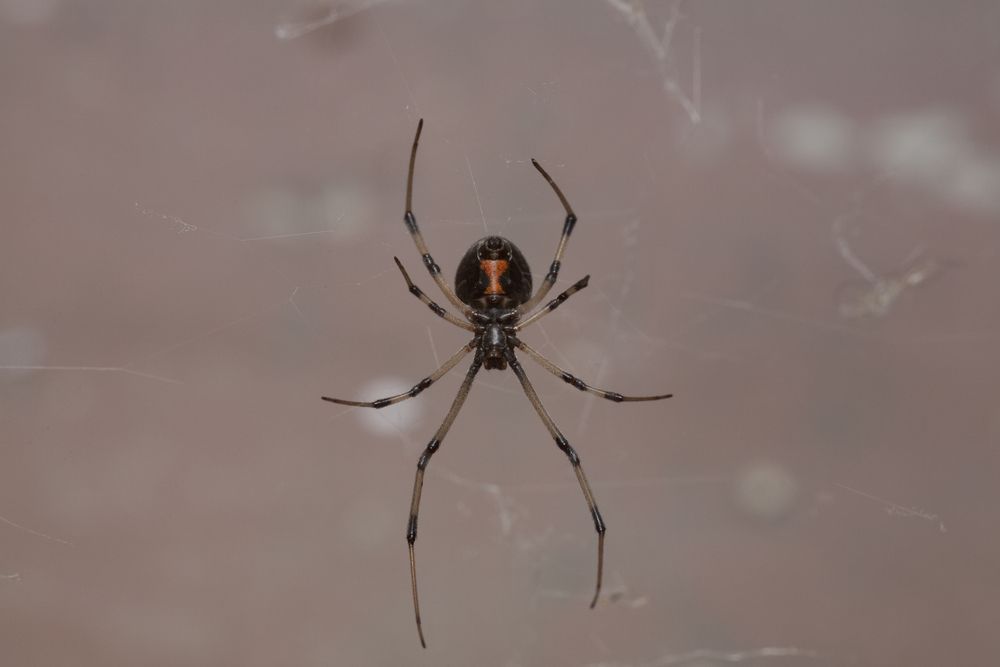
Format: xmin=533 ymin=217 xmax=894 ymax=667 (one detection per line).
xmin=512 ymin=338 xmax=673 ymax=402
xmin=321 ymin=341 xmax=475 ymax=408
xmin=503 ymin=347 xmax=606 ymax=609
xmin=514 ymin=275 xmax=590 ymax=331
xmin=516 ymin=158 xmax=578 ymax=315
xmin=393 ymin=257 xmax=475 ymax=331
xmin=407 ymin=348 xmax=484 ymax=648
xmin=404 ymin=119 xmax=473 ymax=317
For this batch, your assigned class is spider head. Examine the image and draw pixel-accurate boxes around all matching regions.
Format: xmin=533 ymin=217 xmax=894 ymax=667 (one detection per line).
xmin=455 ymin=236 xmax=533 ymax=309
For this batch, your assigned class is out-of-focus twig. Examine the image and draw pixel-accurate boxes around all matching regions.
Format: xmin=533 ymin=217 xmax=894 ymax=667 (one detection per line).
xmin=605 ymin=0 xmax=701 ymax=124
xmin=275 ymin=0 xmax=394 ymax=40
xmin=832 ymin=216 xmax=949 ymax=319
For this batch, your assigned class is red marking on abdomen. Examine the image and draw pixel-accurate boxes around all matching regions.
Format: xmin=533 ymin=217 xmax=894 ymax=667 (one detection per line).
xmin=480 ymin=259 xmax=509 ymax=295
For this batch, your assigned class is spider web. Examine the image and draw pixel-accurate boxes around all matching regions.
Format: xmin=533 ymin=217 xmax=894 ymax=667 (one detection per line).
xmin=2 ymin=0 xmax=998 ymax=664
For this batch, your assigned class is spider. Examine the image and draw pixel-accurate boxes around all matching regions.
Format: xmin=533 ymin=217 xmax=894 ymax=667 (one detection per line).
xmin=323 ymin=120 xmax=672 ymax=648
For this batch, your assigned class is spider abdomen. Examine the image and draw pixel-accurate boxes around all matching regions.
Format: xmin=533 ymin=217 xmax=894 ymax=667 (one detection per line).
xmin=454 ymin=236 xmax=532 ymax=309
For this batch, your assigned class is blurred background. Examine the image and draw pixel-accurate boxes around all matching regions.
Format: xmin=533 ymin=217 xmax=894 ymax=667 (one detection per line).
xmin=2 ymin=1 xmax=999 ymax=664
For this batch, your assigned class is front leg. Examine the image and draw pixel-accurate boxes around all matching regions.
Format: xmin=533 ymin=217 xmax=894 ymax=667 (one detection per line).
xmin=403 ymin=119 xmax=473 ymax=316
xmin=516 ymin=158 xmax=578 ymax=314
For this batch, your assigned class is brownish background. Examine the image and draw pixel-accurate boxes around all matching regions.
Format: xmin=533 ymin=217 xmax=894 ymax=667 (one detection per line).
xmin=2 ymin=1 xmax=999 ymax=665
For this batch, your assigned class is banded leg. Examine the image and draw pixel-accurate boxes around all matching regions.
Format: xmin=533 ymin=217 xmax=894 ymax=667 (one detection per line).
xmin=515 ymin=275 xmax=590 ymax=331
xmin=321 ymin=342 xmax=474 ymax=409
xmin=394 ymin=257 xmax=474 ymax=332
xmin=503 ymin=347 xmax=606 ymax=609
xmin=408 ymin=349 xmax=484 ymax=648
xmin=404 ymin=119 xmax=472 ymax=316
xmin=513 ymin=339 xmax=673 ymax=402
xmin=516 ymin=158 xmax=578 ymax=314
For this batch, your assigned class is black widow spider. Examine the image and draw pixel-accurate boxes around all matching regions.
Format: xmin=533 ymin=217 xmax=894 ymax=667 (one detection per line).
xmin=323 ymin=120 xmax=672 ymax=648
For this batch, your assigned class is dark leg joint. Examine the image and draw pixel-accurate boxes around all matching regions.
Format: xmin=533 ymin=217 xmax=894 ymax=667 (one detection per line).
xmin=590 ymin=507 xmax=606 ymax=534
xmin=416 ymin=438 xmax=440 ymax=470
xmin=546 ymin=260 xmax=561 ymax=281
xmin=429 ymin=303 xmax=446 ymax=317
xmin=563 ymin=214 xmax=577 ymax=235
xmin=412 ymin=377 xmax=433 ymax=394
xmin=404 ymin=211 xmax=418 ymax=232
xmin=406 ymin=515 xmax=418 ymax=544
xmin=422 ymin=253 xmax=441 ymax=274
xmin=605 ymin=392 xmax=624 ymax=403
xmin=554 ymin=434 xmax=579 ymax=465
xmin=560 ymin=372 xmax=587 ymax=391
xmin=372 ymin=398 xmax=392 ymax=409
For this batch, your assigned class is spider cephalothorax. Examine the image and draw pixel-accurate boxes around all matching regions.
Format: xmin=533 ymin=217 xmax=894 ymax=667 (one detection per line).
xmin=322 ymin=119 xmax=672 ymax=648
